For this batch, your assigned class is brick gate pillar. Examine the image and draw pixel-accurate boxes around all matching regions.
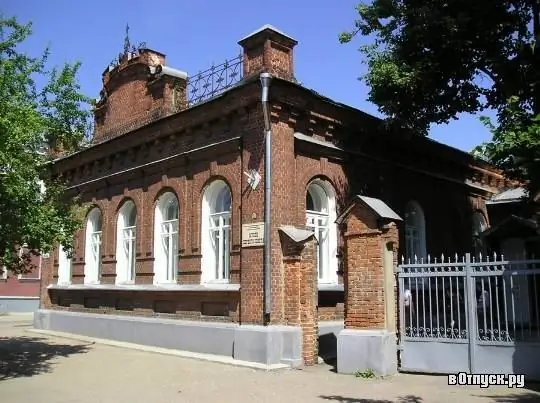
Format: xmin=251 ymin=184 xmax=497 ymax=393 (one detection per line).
xmin=279 ymin=226 xmax=318 ymax=366
xmin=335 ymin=196 xmax=401 ymax=376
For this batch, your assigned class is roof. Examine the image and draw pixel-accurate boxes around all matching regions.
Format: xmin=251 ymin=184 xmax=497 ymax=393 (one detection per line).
xmin=238 ymin=24 xmax=297 ymax=44
xmin=482 ymin=214 xmax=539 ymax=238
xmin=487 ymin=187 xmax=528 ymax=205
xmin=278 ymin=225 xmax=315 ymax=244
xmin=336 ymin=195 xmax=402 ymax=225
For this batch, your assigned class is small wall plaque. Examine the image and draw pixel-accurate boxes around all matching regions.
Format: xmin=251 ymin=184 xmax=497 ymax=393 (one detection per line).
xmin=241 ymin=222 xmax=265 ymax=247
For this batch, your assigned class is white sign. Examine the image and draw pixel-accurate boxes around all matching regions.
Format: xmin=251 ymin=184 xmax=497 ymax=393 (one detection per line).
xmin=242 ymin=222 xmax=265 ymax=247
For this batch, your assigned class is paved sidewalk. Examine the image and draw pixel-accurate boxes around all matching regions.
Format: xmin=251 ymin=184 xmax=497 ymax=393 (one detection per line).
xmin=0 ymin=318 xmax=538 ymax=403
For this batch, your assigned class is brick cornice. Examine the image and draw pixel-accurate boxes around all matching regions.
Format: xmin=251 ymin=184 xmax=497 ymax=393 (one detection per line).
xmin=54 ymin=81 xmax=260 ymax=173
xmin=272 ymin=80 xmax=511 ymax=196
xmin=52 ymin=87 xmax=260 ymax=189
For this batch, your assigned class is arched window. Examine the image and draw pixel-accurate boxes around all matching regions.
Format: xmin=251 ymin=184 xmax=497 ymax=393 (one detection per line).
xmin=84 ymin=208 xmax=102 ymax=284
xmin=201 ymin=180 xmax=232 ymax=283
xmin=58 ymin=244 xmax=72 ymax=285
xmin=153 ymin=192 xmax=179 ymax=284
xmin=116 ymin=200 xmax=137 ymax=284
xmin=472 ymin=211 xmax=488 ymax=255
xmin=306 ymin=180 xmax=338 ymax=284
xmin=404 ymin=201 xmax=427 ymax=261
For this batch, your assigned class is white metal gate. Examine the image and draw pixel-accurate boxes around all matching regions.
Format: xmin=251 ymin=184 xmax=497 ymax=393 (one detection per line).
xmin=396 ymin=253 xmax=540 ymax=379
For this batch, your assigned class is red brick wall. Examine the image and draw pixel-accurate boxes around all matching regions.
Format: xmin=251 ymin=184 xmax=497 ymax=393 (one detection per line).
xmin=41 ymin=81 xmax=268 ymax=323
xmin=94 ymin=49 xmax=183 ymax=143
xmin=281 ymin=232 xmax=318 ymax=365
xmin=0 ymin=252 xmax=42 ymax=297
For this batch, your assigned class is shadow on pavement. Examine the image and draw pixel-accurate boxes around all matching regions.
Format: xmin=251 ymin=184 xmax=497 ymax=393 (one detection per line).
xmin=0 ymin=336 xmax=92 ymax=380
xmin=476 ymin=393 xmax=540 ymax=403
xmin=318 ymin=395 xmax=423 ymax=403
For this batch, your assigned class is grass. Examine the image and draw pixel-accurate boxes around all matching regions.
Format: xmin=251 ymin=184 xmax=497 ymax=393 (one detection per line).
xmin=354 ymin=368 xmax=376 ymax=379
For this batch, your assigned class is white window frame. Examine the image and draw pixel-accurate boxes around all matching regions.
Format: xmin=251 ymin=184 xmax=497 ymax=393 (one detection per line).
xmin=153 ymin=192 xmax=179 ymax=284
xmin=306 ymin=180 xmax=338 ymax=285
xmin=201 ymin=180 xmax=232 ymax=284
xmin=1 ymin=265 xmax=6 ymax=280
xmin=58 ymin=244 xmax=72 ymax=285
xmin=84 ymin=208 xmax=102 ymax=284
xmin=16 ymin=243 xmax=42 ymax=281
xmin=404 ymin=201 xmax=427 ymax=261
xmin=116 ymin=201 xmax=137 ymax=284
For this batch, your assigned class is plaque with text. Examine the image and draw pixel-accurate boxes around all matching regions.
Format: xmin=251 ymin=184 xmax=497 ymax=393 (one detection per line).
xmin=241 ymin=222 xmax=265 ymax=247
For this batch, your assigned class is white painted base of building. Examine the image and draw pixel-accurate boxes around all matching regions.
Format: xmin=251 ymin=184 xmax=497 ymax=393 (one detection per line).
xmin=337 ymin=329 xmax=398 ymax=376
xmin=33 ymin=310 xmax=303 ymax=367
xmin=0 ymin=296 xmax=40 ymax=313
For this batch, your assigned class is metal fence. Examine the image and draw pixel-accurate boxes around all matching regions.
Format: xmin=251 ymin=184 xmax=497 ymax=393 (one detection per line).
xmin=397 ymin=253 xmax=540 ymax=378
xmin=87 ymin=54 xmax=244 ymax=148
xmin=186 ymin=54 xmax=243 ymax=107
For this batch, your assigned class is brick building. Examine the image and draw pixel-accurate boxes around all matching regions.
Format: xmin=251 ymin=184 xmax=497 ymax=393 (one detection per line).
xmin=1 ymin=247 xmax=43 ymax=313
xmin=34 ymin=25 xmax=514 ymax=367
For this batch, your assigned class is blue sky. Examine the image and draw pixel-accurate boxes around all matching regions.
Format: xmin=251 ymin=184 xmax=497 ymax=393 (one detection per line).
xmin=4 ymin=0 xmax=493 ymax=152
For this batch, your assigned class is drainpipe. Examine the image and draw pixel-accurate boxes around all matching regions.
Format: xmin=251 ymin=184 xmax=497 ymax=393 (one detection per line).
xmin=260 ymin=72 xmax=272 ymax=324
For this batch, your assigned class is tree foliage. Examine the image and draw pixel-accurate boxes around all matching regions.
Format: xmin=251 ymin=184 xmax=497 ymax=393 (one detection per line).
xmin=0 ymin=16 xmax=91 ymax=274
xmin=340 ymin=1 xmax=540 ymax=194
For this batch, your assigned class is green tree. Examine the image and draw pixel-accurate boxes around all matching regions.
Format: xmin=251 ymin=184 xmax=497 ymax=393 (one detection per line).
xmin=0 ymin=16 xmax=90 ymax=274
xmin=340 ymin=1 xmax=540 ymax=194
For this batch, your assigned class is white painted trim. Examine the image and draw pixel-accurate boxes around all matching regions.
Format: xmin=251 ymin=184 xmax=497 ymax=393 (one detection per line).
xmin=0 ymin=296 xmax=40 ymax=300
xmin=201 ymin=180 xmax=232 ymax=284
xmin=306 ymin=179 xmax=339 ymax=285
xmin=84 ymin=208 xmax=102 ymax=284
xmin=153 ymin=192 xmax=179 ymax=285
xmin=204 ymin=279 xmax=231 ymax=285
xmin=58 ymin=245 xmax=72 ymax=285
xmin=116 ymin=201 xmax=137 ymax=285
xmin=318 ymin=284 xmax=344 ymax=292
xmin=47 ymin=283 xmax=240 ymax=292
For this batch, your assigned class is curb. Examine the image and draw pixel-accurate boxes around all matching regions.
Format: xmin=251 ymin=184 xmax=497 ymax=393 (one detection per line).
xmin=26 ymin=328 xmax=291 ymax=372
xmin=0 ymin=313 xmax=34 ymax=321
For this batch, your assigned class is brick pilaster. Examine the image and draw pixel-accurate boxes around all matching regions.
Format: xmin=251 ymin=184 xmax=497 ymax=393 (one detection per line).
xmin=280 ymin=228 xmax=318 ymax=366
xmin=341 ymin=202 xmax=399 ymax=330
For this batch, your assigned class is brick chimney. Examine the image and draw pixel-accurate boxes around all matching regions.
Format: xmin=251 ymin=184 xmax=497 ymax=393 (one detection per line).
xmin=93 ymin=47 xmax=188 ymax=143
xmin=238 ymin=24 xmax=298 ymax=81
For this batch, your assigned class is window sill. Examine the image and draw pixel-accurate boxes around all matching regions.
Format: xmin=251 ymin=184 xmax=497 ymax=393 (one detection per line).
xmin=204 ymin=280 xmax=230 ymax=285
xmin=318 ymin=284 xmax=344 ymax=292
xmin=47 ymin=283 xmax=241 ymax=292
xmin=83 ymin=281 xmax=101 ymax=286
xmin=116 ymin=281 xmax=136 ymax=286
xmin=17 ymin=277 xmax=41 ymax=283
